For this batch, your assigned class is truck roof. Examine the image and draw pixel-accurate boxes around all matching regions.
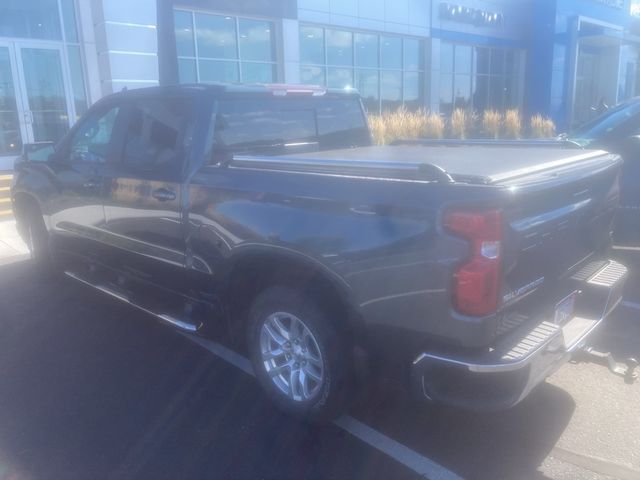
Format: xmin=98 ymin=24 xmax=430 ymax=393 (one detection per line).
xmin=239 ymin=145 xmax=617 ymax=185
xmin=107 ymin=83 xmax=361 ymax=100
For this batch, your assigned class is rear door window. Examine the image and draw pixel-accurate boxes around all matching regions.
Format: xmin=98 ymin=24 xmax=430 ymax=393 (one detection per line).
xmin=120 ymin=96 xmax=196 ymax=176
xmin=212 ymin=97 xmax=370 ymax=161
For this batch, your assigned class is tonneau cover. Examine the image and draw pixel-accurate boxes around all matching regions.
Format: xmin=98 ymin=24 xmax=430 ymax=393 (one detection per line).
xmin=235 ymin=145 xmax=616 ymax=185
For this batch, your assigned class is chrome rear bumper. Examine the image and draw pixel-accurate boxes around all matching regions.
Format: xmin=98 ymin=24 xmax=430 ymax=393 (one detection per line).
xmin=410 ymin=259 xmax=627 ymax=410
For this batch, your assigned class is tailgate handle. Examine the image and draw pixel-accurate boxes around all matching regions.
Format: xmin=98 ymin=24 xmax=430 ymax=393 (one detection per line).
xmin=152 ymin=188 xmax=176 ymax=202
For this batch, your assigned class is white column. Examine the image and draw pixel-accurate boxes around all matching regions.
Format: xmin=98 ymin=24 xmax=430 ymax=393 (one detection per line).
xmin=281 ymin=18 xmax=301 ymax=84
xmin=91 ymin=0 xmax=159 ymax=95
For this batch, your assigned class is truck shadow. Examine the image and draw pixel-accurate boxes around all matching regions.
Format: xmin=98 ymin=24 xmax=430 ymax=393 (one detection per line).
xmin=350 ymin=376 xmax=576 ymax=480
xmin=0 ymin=259 xmax=578 ymax=480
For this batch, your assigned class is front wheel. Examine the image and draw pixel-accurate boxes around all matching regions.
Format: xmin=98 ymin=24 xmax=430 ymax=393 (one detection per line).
xmin=247 ymin=286 xmax=351 ymax=422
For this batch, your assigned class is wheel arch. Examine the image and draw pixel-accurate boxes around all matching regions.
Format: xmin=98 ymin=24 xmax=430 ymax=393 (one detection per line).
xmin=219 ymin=245 xmax=363 ymax=342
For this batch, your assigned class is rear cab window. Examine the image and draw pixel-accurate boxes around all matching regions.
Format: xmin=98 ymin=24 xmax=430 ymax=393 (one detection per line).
xmin=211 ymin=96 xmax=371 ymax=162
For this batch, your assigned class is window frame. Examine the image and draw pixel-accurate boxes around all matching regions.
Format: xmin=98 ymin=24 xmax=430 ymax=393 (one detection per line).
xmin=117 ymin=95 xmax=197 ymax=178
xmin=438 ymin=41 xmax=524 ymax=115
xmin=299 ymin=23 xmax=425 ymax=113
xmin=174 ymin=8 xmax=278 ymax=85
xmin=61 ymin=100 xmax=126 ymax=165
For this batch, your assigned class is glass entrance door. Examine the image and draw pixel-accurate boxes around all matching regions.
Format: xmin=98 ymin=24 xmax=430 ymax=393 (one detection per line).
xmin=0 ymin=41 xmax=75 ymax=155
xmin=16 ymin=44 xmax=73 ymax=143
xmin=0 ymin=45 xmax=24 ymax=156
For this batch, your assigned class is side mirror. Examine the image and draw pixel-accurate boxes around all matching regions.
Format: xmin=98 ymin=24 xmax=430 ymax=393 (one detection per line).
xmin=19 ymin=142 xmax=56 ymax=165
xmin=15 ymin=142 xmax=56 ymax=170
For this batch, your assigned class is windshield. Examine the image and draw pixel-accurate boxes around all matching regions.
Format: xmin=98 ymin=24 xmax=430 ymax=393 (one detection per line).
xmin=568 ymin=98 xmax=640 ymax=146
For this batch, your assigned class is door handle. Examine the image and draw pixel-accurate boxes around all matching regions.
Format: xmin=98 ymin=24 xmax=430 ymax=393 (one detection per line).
xmin=152 ymin=188 xmax=176 ymax=202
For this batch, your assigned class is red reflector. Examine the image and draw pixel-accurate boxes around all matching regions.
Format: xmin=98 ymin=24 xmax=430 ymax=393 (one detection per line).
xmin=445 ymin=210 xmax=502 ymax=317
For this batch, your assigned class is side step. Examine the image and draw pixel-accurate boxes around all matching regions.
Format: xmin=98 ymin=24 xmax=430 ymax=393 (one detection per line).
xmin=64 ymin=270 xmax=202 ymax=333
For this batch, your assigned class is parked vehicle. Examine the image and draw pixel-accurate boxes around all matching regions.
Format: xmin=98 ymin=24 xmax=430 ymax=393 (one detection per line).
xmin=11 ymin=84 xmax=627 ymax=421
xmin=562 ymin=98 xmax=640 ymax=244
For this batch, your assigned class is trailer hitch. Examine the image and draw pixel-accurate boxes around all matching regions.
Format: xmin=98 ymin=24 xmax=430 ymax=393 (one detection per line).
xmin=578 ymin=347 xmax=638 ymax=384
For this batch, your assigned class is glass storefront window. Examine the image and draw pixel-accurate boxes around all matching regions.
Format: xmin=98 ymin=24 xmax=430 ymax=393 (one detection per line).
xmin=196 ymin=14 xmax=237 ymax=60
xmin=176 ymin=10 xmax=276 ymax=84
xmin=300 ymin=26 xmax=324 ymax=65
xmin=440 ymin=41 xmax=523 ymax=114
xmin=355 ymin=33 xmax=378 ymax=68
xmin=174 ymin=10 xmax=195 ymax=57
xmin=404 ymin=38 xmax=422 ymax=71
xmin=0 ymin=0 xmax=62 ymax=41
xmin=381 ymin=70 xmax=402 ymax=111
xmin=178 ymin=58 xmax=197 ymax=83
xmin=239 ymin=19 xmax=274 ymax=62
xmin=455 ymin=45 xmax=472 ymax=74
xmin=381 ymin=36 xmax=402 ymax=69
xmin=300 ymin=25 xmax=424 ymax=113
xmin=0 ymin=47 xmax=22 ymax=155
xmin=476 ymin=47 xmax=490 ymax=75
xmin=327 ymin=67 xmax=353 ymax=88
xmin=60 ymin=0 xmax=78 ymax=43
xmin=326 ymin=30 xmax=353 ymax=67
xmin=301 ymin=65 xmax=324 ymax=85
xmin=404 ymin=71 xmax=421 ymax=108
xmin=440 ymin=43 xmax=454 ymax=73
xmin=241 ymin=62 xmax=275 ymax=84
xmin=199 ymin=59 xmax=239 ymax=83
xmin=67 ymin=45 xmax=87 ymax=120
xmin=355 ymin=69 xmax=379 ymax=112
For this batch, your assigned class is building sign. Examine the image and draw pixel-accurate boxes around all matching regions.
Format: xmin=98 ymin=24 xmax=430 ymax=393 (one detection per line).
xmin=592 ymin=0 xmax=624 ymax=9
xmin=439 ymin=3 xmax=504 ymax=27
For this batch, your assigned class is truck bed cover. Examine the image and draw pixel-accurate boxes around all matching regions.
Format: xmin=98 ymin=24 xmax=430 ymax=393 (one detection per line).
xmin=232 ymin=145 xmax=616 ymax=185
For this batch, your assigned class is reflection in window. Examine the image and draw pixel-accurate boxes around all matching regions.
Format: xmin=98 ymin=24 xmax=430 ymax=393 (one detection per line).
xmin=175 ymin=10 xmax=195 ymax=57
xmin=0 ymin=0 xmax=62 ymax=40
xmin=327 ymin=67 xmax=353 ymax=89
xmin=175 ymin=9 xmax=276 ymax=84
xmin=213 ymin=98 xmax=370 ymax=160
xmin=0 ymin=47 xmax=21 ymax=155
xmin=239 ymin=19 xmax=274 ymax=62
xmin=301 ymin=65 xmax=325 ymax=85
xmin=199 ymin=59 xmax=239 ymax=83
xmin=381 ymin=71 xmax=402 ymax=111
xmin=70 ymin=107 xmax=120 ymax=163
xmin=123 ymin=98 xmax=194 ymax=172
xmin=300 ymin=26 xmax=324 ymax=65
xmin=67 ymin=45 xmax=88 ymax=120
xmin=327 ymin=29 xmax=353 ymax=67
xmin=356 ymin=69 xmax=379 ymax=112
xmin=196 ymin=14 xmax=237 ymax=59
xmin=60 ymin=0 xmax=78 ymax=42
xmin=355 ymin=33 xmax=378 ymax=68
xmin=439 ymin=42 xmax=523 ymax=114
xmin=299 ymin=25 xmax=424 ymax=113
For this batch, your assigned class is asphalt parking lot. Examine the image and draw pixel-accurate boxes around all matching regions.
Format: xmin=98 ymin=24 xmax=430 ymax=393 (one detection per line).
xmin=0 ymin=235 xmax=638 ymax=480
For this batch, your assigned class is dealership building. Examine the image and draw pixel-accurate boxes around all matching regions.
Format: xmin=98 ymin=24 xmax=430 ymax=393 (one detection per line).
xmin=1 ymin=0 xmax=640 ymax=169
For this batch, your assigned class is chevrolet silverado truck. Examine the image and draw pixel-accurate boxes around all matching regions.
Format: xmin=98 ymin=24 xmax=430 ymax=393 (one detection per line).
xmin=11 ymin=84 xmax=628 ymax=421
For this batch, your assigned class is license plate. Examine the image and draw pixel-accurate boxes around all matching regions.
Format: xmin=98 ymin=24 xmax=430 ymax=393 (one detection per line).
xmin=554 ymin=291 xmax=577 ymax=326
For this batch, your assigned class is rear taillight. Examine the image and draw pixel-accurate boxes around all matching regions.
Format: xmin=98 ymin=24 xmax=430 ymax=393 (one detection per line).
xmin=444 ymin=209 xmax=502 ymax=317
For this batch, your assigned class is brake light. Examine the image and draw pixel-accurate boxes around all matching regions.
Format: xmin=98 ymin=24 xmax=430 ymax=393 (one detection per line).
xmin=444 ymin=210 xmax=502 ymax=316
xmin=266 ymin=84 xmax=327 ymax=96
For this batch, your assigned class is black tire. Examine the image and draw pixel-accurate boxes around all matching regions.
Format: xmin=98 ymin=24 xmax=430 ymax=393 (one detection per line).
xmin=24 ymin=206 xmax=56 ymax=276
xmin=247 ymin=286 xmax=351 ymax=422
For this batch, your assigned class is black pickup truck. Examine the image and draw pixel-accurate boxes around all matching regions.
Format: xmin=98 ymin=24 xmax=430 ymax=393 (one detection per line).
xmin=11 ymin=84 xmax=627 ymax=420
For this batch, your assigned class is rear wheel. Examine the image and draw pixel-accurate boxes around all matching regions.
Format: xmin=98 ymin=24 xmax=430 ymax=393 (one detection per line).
xmin=247 ymin=286 xmax=351 ymax=422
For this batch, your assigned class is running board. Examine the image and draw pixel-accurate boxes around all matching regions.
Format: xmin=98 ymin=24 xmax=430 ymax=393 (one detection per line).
xmin=64 ymin=270 xmax=202 ymax=333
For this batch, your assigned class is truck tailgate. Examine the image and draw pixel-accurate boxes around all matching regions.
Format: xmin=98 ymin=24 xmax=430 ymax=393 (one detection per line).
xmin=498 ymin=152 xmax=621 ymax=307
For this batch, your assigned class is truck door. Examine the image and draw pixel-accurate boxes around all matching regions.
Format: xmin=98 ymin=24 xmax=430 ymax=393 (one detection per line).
xmin=101 ymin=94 xmax=197 ymax=293
xmin=48 ymin=101 xmax=127 ymax=261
